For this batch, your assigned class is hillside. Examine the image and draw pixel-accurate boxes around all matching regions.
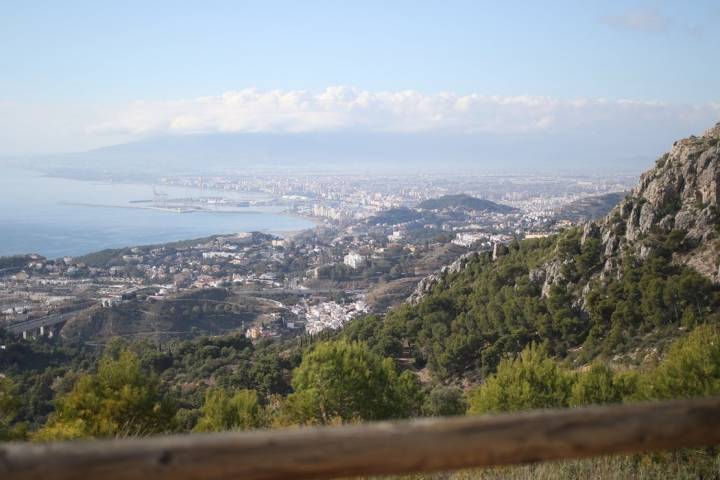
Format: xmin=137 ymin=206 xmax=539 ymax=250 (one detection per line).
xmin=366 ymin=196 xmax=516 ymax=228
xmin=418 ymin=194 xmax=517 ymax=213
xmin=345 ymin=122 xmax=720 ymax=380
xmin=555 ymin=191 xmax=627 ymax=222
xmin=598 ymin=124 xmax=720 ymax=280
xmin=60 ymin=288 xmax=284 ymax=342
xmin=366 ymin=207 xmax=426 ymax=226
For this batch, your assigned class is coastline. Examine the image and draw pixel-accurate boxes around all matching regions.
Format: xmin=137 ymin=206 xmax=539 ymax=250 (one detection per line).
xmin=0 ymin=171 xmax=317 ymax=259
xmin=59 ymin=201 xmax=268 ymax=215
xmin=265 ymin=211 xmax=325 ymax=239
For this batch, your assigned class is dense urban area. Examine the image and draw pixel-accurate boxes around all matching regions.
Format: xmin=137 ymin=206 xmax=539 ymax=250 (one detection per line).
xmin=0 ymin=173 xmax=632 ymax=343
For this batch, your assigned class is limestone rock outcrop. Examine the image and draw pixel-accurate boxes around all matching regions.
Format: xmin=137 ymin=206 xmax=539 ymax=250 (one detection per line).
xmin=408 ymin=122 xmax=720 ymax=305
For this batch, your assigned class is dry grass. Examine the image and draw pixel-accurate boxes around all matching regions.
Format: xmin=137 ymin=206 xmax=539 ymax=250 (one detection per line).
xmin=359 ymin=450 xmax=720 ymax=480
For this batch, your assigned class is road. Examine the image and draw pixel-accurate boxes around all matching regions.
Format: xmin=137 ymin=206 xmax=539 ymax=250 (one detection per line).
xmin=6 ymin=302 xmax=95 ymax=335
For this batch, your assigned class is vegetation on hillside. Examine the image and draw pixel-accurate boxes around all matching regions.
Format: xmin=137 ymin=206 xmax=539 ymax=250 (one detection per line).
xmin=279 ymin=339 xmax=422 ymax=425
xmin=32 ymin=348 xmax=175 ymax=440
xmin=1 ymin=299 xmax=720 ymax=480
xmin=344 ymin=229 xmax=720 ymax=380
xmin=555 ymin=191 xmax=627 ymax=223
xmin=367 ymin=207 xmax=426 ymax=226
xmin=193 ymin=388 xmax=266 ymax=432
xmin=417 ymin=194 xmax=517 ymax=213
xmin=2 ymin=324 xmax=720 ymax=438
xmin=0 ymin=255 xmax=33 ymax=271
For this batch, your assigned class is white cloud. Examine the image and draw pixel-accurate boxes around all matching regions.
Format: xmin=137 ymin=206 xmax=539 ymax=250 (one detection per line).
xmin=0 ymin=101 xmax=131 ymax=156
xmin=2 ymin=87 xmax=719 ymax=157
xmin=88 ymin=86 xmax=719 ymax=139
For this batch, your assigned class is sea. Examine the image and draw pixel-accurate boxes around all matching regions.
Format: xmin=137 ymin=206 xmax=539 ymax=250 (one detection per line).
xmin=0 ymin=168 xmax=315 ymax=259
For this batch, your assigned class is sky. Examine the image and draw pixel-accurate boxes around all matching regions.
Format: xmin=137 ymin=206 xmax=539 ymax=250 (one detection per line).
xmin=1 ymin=0 xmax=719 ymax=159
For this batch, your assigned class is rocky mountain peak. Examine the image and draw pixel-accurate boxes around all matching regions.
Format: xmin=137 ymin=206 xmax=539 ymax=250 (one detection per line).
xmin=532 ymin=122 xmax=720 ymax=301
xmin=600 ymin=122 xmax=720 ymax=280
xmin=703 ymin=121 xmax=720 ymax=140
xmin=409 ymin=122 xmax=720 ymax=306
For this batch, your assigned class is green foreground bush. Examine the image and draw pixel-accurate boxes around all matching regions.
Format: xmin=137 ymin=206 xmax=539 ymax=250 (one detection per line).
xmin=8 ymin=325 xmax=720 ymax=478
xmin=467 ymin=325 xmax=720 ymax=414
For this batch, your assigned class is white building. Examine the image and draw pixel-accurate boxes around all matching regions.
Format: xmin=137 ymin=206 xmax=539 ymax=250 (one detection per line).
xmin=343 ymin=252 xmax=366 ymax=269
xmin=452 ymin=232 xmax=487 ymax=247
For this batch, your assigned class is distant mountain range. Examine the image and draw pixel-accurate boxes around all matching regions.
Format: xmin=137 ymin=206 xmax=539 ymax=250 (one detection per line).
xmin=11 ymin=130 xmax=662 ymax=179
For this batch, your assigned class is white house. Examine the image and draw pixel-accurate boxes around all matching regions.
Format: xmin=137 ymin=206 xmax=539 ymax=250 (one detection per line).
xmin=343 ymin=252 xmax=366 ymax=269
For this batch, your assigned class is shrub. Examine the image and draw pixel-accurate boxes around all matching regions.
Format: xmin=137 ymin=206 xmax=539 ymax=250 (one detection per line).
xmin=570 ymin=363 xmax=627 ymax=407
xmin=283 ymin=340 xmax=422 ymax=424
xmin=640 ymin=325 xmax=720 ymax=400
xmin=422 ymin=386 xmax=467 ymax=416
xmin=467 ymin=344 xmax=574 ymax=415
xmin=33 ymin=349 xmax=175 ymax=440
xmin=194 ymin=388 xmax=265 ymax=432
xmin=0 ymin=376 xmax=26 ymax=440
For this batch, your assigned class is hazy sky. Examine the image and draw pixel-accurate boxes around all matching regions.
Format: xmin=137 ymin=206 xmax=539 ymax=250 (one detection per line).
xmin=1 ymin=1 xmax=719 ymax=156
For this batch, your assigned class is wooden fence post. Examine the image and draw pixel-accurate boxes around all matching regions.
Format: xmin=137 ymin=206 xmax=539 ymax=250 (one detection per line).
xmin=2 ymin=396 xmax=720 ymax=480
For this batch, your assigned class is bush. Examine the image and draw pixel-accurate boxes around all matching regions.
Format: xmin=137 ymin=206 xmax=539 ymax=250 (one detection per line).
xmin=570 ymin=363 xmax=626 ymax=407
xmin=0 ymin=376 xmax=26 ymax=440
xmin=194 ymin=388 xmax=265 ymax=432
xmin=33 ymin=349 xmax=176 ymax=440
xmin=639 ymin=325 xmax=720 ymax=400
xmin=467 ymin=344 xmax=574 ymax=415
xmin=422 ymin=386 xmax=467 ymax=416
xmin=282 ymin=340 xmax=422 ymax=424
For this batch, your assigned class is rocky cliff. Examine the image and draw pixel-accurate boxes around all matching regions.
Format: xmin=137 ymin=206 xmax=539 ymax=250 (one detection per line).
xmin=407 ymin=251 xmax=481 ymax=305
xmin=410 ymin=122 xmax=720 ymax=306
xmin=599 ymin=122 xmax=719 ymax=280
xmin=536 ymin=122 xmax=720 ymax=301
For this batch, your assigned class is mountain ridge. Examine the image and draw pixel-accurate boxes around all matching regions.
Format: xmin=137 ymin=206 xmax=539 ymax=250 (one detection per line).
xmin=598 ymin=122 xmax=720 ymax=281
xmin=12 ymin=130 xmax=665 ymax=178
xmin=505 ymin=122 xmax=720 ymax=303
xmin=373 ymin=121 xmax=720 ymax=379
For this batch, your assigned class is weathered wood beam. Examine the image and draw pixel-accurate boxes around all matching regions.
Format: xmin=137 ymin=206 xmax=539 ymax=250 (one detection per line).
xmin=2 ymin=396 xmax=720 ymax=480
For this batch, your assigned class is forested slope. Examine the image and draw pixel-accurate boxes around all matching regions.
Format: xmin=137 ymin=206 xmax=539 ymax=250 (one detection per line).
xmin=345 ymin=123 xmax=720 ymax=381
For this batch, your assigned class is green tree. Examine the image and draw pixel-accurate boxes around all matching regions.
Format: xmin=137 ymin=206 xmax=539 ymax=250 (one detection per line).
xmin=577 ymin=237 xmax=602 ymax=277
xmin=421 ymin=385 xmax=467 ymax=417
xmin=194 ymin=388 xmax=265 ymax=432
xmin=283 ymin=340 xmax=421 ymax=424
xmin=394 ymin=370 xmax=424 ymax=418
xmin=34 ymin=349 xmax=175 ymax=440
xmin=0 ymin=376 xmax=25 ymax=440
xmin=570 ymin=363 xmax=625 ymax=407
xmin=467 ymin=344 xmax=574 ymax=415
xmin=640 ymin=325 xmax=720 ymax=400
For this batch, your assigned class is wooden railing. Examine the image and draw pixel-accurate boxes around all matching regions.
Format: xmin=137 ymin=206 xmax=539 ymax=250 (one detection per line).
xmin=2 ymin=396 xmax=720 ymax=480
